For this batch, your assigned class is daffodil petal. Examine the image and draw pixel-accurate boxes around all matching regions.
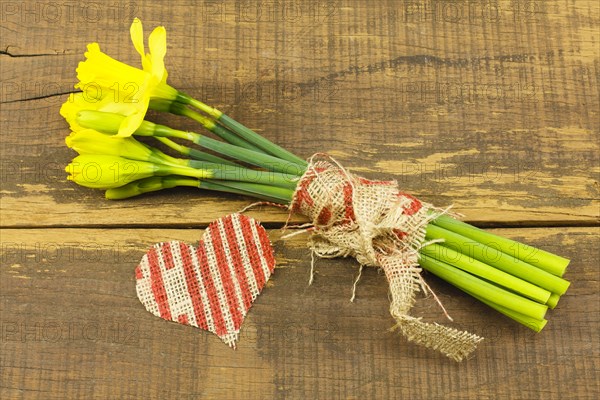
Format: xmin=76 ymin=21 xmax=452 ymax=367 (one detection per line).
xmin=102 ymin=99 xmax=137 ymax=116
xmin=63 ymin=19 xmax=174 ymax=138
xmin=76 ymin=43 xmax=146 ymax=90
xmin=148 ymin=26 xmax=167 ymax=80
xmin=60 ymin=92 xmax=95 ymax=132
xmin=66 ymin=128 xmax=154 ymax=160
xmin=130 ymin=18 xmax=145 ymax=60
xmin=130 ymin=18 xmax=152 ymax=71
xmin=66 ymin=154 xmax=158 ymax=189
xmin=116 ymin=96 xmax=150 ymax=137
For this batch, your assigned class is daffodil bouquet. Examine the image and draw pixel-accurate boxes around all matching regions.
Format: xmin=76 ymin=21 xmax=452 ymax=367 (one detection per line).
xmin=61 ymin=19 xmax=571 ymax=361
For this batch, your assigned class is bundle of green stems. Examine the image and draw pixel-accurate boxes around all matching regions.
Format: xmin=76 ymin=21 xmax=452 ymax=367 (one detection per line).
xmin=66 ymin=90 xmax=570 ymax=332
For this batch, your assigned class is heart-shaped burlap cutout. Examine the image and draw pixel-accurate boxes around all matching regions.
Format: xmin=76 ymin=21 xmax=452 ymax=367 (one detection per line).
xmin=135 ymin=213 xmax=275 ymax=348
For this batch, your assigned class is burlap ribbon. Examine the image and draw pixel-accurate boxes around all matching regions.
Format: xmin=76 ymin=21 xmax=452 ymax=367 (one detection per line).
xmin=289 ymin=154 xmax=483 ymax=361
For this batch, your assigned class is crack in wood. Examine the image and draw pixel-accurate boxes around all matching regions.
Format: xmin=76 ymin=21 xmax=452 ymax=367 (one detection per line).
xmin=1 ymin=47 xmax=72 ymax=58
xmin=0 ymin=90 xmax=78 ymax=104
xmin=298 ymin=52 xmax=542 ymax=90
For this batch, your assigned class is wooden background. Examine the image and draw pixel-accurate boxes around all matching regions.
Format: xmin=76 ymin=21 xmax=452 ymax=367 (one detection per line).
xmin=1 ymin=1 xmax=598 ymax=398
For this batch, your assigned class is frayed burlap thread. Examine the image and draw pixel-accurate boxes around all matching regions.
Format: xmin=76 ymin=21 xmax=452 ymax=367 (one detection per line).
xmin=290 ymin=154 xmax=482 ymax=361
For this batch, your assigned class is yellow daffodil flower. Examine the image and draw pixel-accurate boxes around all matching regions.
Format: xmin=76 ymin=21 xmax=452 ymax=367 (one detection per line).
xmin=60 ymin=92 xmax=87 ymax=132
xmin=60 ymin=91 xmax=154 ymax=134
xmin=66 ymin=154 xmax=213 ymax=190
xmin=72 ymin=18 xmax=178 ymax=137
xmin=65 ymin=155 xmax=161 ymax=189
xmin=73 ymin=109 xmax=157 ymax=136
xmin=65 ymin=129 xmax=155 ymax=161
xmin=65 ymin=128 xmax=190 ymax=169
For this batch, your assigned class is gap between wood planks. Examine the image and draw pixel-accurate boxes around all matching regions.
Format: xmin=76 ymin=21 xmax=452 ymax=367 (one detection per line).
xmin=1 ymin=221 xmax=598 ymax=230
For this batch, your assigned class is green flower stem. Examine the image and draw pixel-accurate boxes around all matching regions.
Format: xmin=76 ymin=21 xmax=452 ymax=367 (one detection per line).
xmin=425 ymin=224 xmax=570 ymax=295
xmin=217 ymin=114 xmax=308 ymax=167
xmin=148 ymin=147 xmax=191 ymax=166
xmin=173 ymin=93 xmax=223 ymax=119
xmin=546 ymin=293 xmax=561 ymax=309
xmin=176 ymin=92 xmax=308 ymax=167
xmin=167 ymin=101 xmax=264 ymax=152
xmin=104 ymin=175 xmax=290 ymax=203
xmin=419 ymin=254 xmax=548 ymax=321
xmin=148 ymin=146 xmax=224 ymax=172
xmin=198 ymin=180 xmax=282 ymax=202
xmin=420 ymin=243 xmax=551 ymax=304
xmin=210 ymin=167 xmax=298 ymax=190
xmin=105 ymin=176 xmax=198 ymax=199
xmin=188 ymin=133 xmax=306 ymax=175
xmin=185 ymin=160 xmax=222 ymax=169
xmin=204 ymin=180 xmax=295 ymax=204
xmin=431 ymin=214 xmax=570 ymax=277
xmin=154 ymin=137 xmax=240 ymax=166
xmin=76 ymin=109 xmax=305 ymax=174
xmin=145 ymin=123 xmax=305 ymax=175
xmin=463 ymin=288 xmax=547 ymax=332
xmin=197 ymin=181 xmax=289 ymax=203
xmin=160 ymin=163 xmax=298 ymax=190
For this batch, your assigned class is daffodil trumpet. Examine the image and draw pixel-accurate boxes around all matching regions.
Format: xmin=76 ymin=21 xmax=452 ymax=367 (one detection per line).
xmin=62 ymin=18 xmax=571 ymax=337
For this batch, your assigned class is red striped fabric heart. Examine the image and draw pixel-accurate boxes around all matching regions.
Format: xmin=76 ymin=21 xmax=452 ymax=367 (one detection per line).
xmin=135 ymin=213 xmax=275 ymax=348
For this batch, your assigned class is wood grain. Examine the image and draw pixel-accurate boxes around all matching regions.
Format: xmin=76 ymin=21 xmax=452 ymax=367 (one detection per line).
xmin=1 ymin=1 xmax=598 ymax=227
xmin=1 ymin=227 xmax=598 ymax=399
xmin=1 ymin=0 xmax=599 ymax=399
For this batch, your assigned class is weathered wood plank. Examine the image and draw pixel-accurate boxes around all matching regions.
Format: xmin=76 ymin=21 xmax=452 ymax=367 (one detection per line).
xmin=1 ymin=1 xmax=598 ymax=397
xmin=1 ymin=0 xmax=598 ymax=227
xmin=0 ymin=90 xmax=597 ymax=227
xmin=0 ymin=227 xmax=597 ymax=399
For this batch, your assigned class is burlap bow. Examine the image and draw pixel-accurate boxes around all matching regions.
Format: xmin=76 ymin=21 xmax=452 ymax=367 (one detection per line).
xmin=289 ymin=155 xmax=483 ymax=361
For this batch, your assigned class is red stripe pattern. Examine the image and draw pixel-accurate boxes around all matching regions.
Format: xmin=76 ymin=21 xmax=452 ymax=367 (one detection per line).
xmin=135 ymin=214 xmax=275 ymax=348
xmin=291 ymin=160 xmax=423 ymax=228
